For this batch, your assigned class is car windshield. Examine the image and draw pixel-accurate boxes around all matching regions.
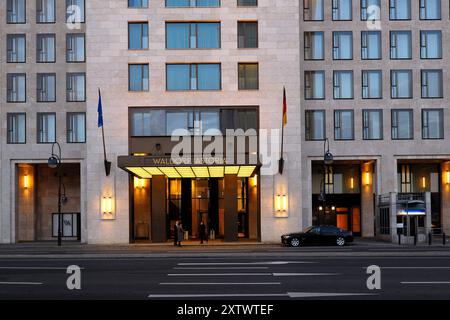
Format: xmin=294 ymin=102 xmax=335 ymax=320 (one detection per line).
xmin=304 ymin=226 xmax=314 ymax=233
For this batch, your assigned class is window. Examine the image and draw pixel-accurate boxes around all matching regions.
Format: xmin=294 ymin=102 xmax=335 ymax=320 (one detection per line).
xmin=361 ymin=0 xmax=380 ymax=20
xmin=305 ymin=71 xmax=325 ymax=100
xmin=37 ymin=34 xmax=56 ymax=63
xmin=390 ymin=31 xmax=411 ymax=59
xmin=66 ymin=73 xmax=86 ymax=102
xmin=166 ymin=22 xmax=220 ymax=49
xmin=7 ymin=113 xmax=26 ymax=144
xmin=129 ymin=22 xmax=149 ymax=49
xmin=7 ymin=73 xmax=26 ymax=102
xmin=166 ymin=0 xmax=220 ymax=7
xmin=66 ymin=0 xmax=85 ymax=23
xmin=422 ymin=109 xmax=443 ymax=139
xmin=67 ymin=34 xmax=85 ymax=62
xmin=37 ymin=113 xmax=56 ymax=143
xmin=238 ymin=22 xmax=258 ymax=48
xmin=420 ymin=0 xmax=441 ymax=20
xmin=392 ymin=109 xmax=413 ymax=140
xmin=334 ymin=110 xmax=354 ymax=140
xmin=238 ymin=63 xmax=259 ymax=90
xmin=333 ymin=71 xmax=353 ymax=99
xmin=362 ymin=70 xmax=382 ymax=99
xmin=421 ymin=69 xmax=443 ymax=98
xmin=131 ymin=109 xmax=166 ymax=136
xmin=305 ymin=110 xmax=325 ymax=141
xmin=303 ymin=0 xmax=324 ymax=20
xmin=37 ymin=0 xmax=55 ymax=23
xmin=391 ymin=70 xmax=412 ymax=98
xmin=166 ymin=64 xmax=221 ymax=90
xmin=129 ymin=64 xmax=149 ymax=91
xmin=67 ymin=113 xmax=86 ymax=143
xmin=37 ymin=73 xmax=56 ymax=102
xmin=363 ymin=109 xmax=383 ymax=140
xmin=304 ymin=32 xmax=324 ymax=60
xmin=333 ymin=32 xmax=353 ymax=60
xmin=420 ymin=31 xmax=442 ymax=59
xmin=332 ymin=0 xmax=352 ymax=20
xmin=361 ymin=31 xmax=381 ymax=59
xmin=238 ymin=0 xmax=257 ymax=6
xmin=7 ymin=0 xmax=25 ymax=23
xmin=7 ymin=34 xmax=26 ymax=63
xmin=128 ymin=0 xmax=149 ymax=8
xmin=389 ymin=0 xmax=411 ymax=20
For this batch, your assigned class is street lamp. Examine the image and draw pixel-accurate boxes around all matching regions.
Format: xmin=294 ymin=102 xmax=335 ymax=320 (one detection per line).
xmin=48 ymin=142 xmax=63 ymax=246
xmin=319 ymin=138 xmax=333 ymax=225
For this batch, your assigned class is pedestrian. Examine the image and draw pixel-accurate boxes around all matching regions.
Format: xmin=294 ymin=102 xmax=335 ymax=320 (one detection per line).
xmin=177 ymin=222 xmax=184 ymax=247
xmin=199 ymin=221 xmax=206 ymax=244
xmin=173 ymin=221 xmax=178 ymax=246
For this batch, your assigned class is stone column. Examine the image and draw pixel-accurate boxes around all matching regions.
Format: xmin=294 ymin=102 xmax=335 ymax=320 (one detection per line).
xmin=151 ymin=175 xmax=166 ymax=243
xmin=441 ymin=162 xmax=450 ymax=234
xmin=224 ymin=174 xmax=238 ymax=242
xmin=361 ymin=162 xmax=375 ymax=237
xmin=390 ymin=192 xmax=398 ymax=243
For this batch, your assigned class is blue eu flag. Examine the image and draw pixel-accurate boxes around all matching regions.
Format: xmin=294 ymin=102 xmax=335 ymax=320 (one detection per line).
xmin=97 ymin=89 xmax=103 ymax=128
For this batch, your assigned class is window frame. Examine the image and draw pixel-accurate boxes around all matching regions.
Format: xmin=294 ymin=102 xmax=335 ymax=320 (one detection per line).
xmin=7 ymin=112 xmax=26 ymax=144
xmin=36 ymin=73 xmax=57 ymax=103
xmin=128 ymin=63 xmax=150 ymax=92
xmin=334 ymin=109 xmax=355 ymax=141
xmin=6 ymin=73 xmax=26 ymax=103
xmin=6 ymin=34 xmax=26 ymax=63
xmin=66 ymin=33 xmax=86 ymax=63
xmin=36 ymin=33 xmax=56 ymax=63
xmin=420 ymin=30 xmax=442 ymax=60
xmin=66 ymin=112 xmax=86 ymax=143
xmin=304 ymin=70 xmax=325 ymax=100
xmin=390 ymin=69 xmax=413 ymax=99
xmin=305 ymin=110 xmax=326 ymax=141
xmin=237 ymin=21 xmax=258 ymax=49
xmin=238 ymin=62 xmax=259 ymax=90
xmin=361 ymin=30 xmax=381 ymax=60
xmin=66 ymin=0 xmax=86 ymax=23
xmin=128 ymin=0 xmax=149 ymax=8
xmin=128 ymin=22 xmax=149 ymax=50
xmin=422 ymin=108 xmax=444 ymax=139
xmin=391 ymin=109 xmax=414 ymax=140
xmin=419 ymin=0 xmax=441 ymax=20
xmin=304 ymin=31 xmax=325 ymax=61
xmin=389 ymin=0 xmax=411 ymax=20
xmin=332 ymin=31 xmax=353 ymax=60
xmin=362 ymin=109 xmax=383 ymax=140
xmin=421 ymin=69 xmax=443 ymax=99
xmin=66 ymin=72 xmax=86 ymax=102
xmin=303 ymin=0 xmax=324 ymax=21
xmin=332 ymin=0 xmax=353 ymax=21
xmin=165 ymin=22 xmax=221 ymax=49
xmin=166 ymin=63 xmax=222 ymax=91
xmin=390 ymin=30 xmax=412 ymax=60
xmin=165 ymin=0 xmax=221 ymax=7
xmin=36 ymin=0 xmax=56 ymax=24
xmin=333 ymin=70 xmax=354 ymax=100
xmin=7 ymin=0 xmax=26 ymax=24
xmin=361 ymin=0 xmax=381 ymax=21
xmin=36 ymin=112 xmax=56 ymax=144
xmin=362 ymin=70 xmax=382 ymax=99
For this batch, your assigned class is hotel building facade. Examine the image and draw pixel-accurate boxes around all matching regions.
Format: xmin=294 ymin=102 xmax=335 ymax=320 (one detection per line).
xmin=1 ymin=0 xmax=449 ymax=244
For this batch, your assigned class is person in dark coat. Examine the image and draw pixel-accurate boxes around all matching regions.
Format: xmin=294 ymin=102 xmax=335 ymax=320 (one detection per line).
xmin=173 ymin=221 xmax=178 ymax=246
xmin=199 ymin=221 xmax=206 ymax=244
xmin=177 ymin=222 xmax=184 ymax=247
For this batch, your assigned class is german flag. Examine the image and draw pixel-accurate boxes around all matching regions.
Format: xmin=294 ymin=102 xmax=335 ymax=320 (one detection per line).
xmin=282 ymin=87 xmax=287 ymax=126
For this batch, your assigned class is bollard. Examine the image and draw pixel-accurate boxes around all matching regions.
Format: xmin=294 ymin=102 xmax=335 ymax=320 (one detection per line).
xmin=428 ymin=232 xmax=432 ymax=246
xmin=444 ymin=233 xmax=446 ymax=246
xmin=398 ymin=234 xmax=401 ymax=245
xmin=414 ymin=233 xmax=417 ymax=246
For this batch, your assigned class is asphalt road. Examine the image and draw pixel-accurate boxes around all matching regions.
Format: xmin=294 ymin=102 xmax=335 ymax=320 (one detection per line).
xmin=1 ymin=247 xmax=450 ymax=300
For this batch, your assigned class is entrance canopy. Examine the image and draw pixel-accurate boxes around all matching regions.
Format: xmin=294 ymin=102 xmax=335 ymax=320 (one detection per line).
xmin=118 ymin=155 xmax=258 ymax=179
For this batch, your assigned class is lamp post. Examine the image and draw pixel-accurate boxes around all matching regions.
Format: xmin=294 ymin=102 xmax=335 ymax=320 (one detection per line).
xmin=319 ymin=138 xmax=333 ymax=225
xmin=48 ymin=142 xmax=62 ymax=246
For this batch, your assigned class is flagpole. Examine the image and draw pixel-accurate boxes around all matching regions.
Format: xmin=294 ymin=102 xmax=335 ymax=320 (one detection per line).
xmin=279 ymin=87 xmax=286 ymax=175
xmin=98 ymin=88 xmax=111 ymax=176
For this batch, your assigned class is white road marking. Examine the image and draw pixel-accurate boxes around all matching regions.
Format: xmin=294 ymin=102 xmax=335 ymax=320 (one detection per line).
xmin=401 ymin=281 xmax=450 ymax=284
xmin=148 ymin=292 xmax=376 ymax=299
xmin=159 ymin=282 xmax=281 ymax=285
xmin=273 ymin=273 xmax=340 ymax=276
xmin=174 ymin=267 xmax=269 ymax=270
xmin=0 ymin=267 xmax=84 ymax=270
xmin=177 ymin=261 xmax=316 ymax=266
xmin=381 ymin=267 xmax=450 ymax=269
xmin=0 ymin=282 xmax=43 ymax=285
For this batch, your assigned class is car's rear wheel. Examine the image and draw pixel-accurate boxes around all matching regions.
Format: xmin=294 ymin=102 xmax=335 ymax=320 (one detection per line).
xmin=336 ymin=236 xmax=346 ymax=246
xmin=290 ymin=238 xmax=301 ymax=247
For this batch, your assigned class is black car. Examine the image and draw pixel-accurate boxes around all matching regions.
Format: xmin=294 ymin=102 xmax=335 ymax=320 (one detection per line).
xmin=281 ymin=225 xmax=354 ymax=247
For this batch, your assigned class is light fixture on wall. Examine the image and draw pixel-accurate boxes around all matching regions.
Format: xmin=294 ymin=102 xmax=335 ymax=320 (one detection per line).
xmin=446 ymin=170 xmax=450 ymax=185
xmin=421 ymin=176 xmax=427 ymax=189
xmin=364 ymin=171 xmax=371 ymax=186
xmin=350 ymin=177 xmax=354 ymax=190
xmin=134 ymin=177 xmax=146 ymax=189
xmin=275 ymin=194 xmax=288 ymax=215
xmin=252 ymin=174 xmax=258 ymax=187
xmin=23 ymin=175 xmax=29 ymax=189
xmin=102 ymin=197 xmax=112 ymax=214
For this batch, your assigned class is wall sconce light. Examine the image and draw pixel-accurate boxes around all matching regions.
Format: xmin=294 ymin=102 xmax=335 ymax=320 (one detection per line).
xmin=275 ymin=194 xmax=288 ymax=214
xmin=134 ymin=177 xmax=146 ymax=189
xmin=350 ymin=177 xmax=354 ymax=190
xmin=364 ymin=171 xmax=371 ymax=186
xmin=319 ymin=206 xmax=323 ymax=211
xmin=446 ymin=171 xmax=450 ymax=185
xmin=23 ymin=175 xmax=29 ymax=189
xmin=252 ymin=174 xmax=258 ymax=187
xmin=331 ymin=206 xmax=336 ymax=211
xmin=421 ymin=176 xmax=426 ymax=189
xmin=102 ymin=197 xmax=112 ymax=214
